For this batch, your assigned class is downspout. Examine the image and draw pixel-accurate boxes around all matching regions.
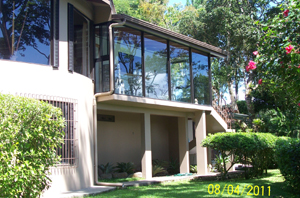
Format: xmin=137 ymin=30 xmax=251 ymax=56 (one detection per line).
xmin=93 ymin=19 xmax=126 ymax=187
xmin=94 ymin=19 xmax=126 ymax=98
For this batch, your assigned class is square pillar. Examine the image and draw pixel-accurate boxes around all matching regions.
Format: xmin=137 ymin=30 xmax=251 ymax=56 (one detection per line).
xmin=178 ymin=117 xmax=190 ymax=174
xmin=194 ymin=111 xmax=207 ymax=175
xmin=141 ymin=112 xmax=152 ymax=179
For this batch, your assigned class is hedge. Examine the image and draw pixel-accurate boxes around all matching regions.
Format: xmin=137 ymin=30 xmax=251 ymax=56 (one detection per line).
xmin=0 ymin=94 xmax=65 ymax=197
xmin=275 ymin=137 xmax=300 ymax=193
xmin=201 ymin=132 xmax=277 ymax=179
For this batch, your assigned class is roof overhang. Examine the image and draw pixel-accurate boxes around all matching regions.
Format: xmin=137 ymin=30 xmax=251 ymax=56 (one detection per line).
xmin=111 ymin=14 xmax=228 ymax=58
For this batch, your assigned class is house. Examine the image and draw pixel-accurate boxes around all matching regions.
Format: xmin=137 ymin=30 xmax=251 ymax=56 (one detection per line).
xmin=0 ymin=0 xmax=229 ymax=196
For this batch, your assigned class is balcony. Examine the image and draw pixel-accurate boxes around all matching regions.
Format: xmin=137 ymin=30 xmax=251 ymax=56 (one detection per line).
xmin=95 ymin=22 xmax=213 ymax=106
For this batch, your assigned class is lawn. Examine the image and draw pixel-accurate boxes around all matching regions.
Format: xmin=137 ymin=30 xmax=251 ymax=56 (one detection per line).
xmin=90 ymin=170 xmax=297 ymax=198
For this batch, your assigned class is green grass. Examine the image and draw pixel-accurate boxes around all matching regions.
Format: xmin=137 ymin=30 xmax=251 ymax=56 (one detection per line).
xmin=90 ymin=170 xmax=297 ymax=198
xmin=98 ymin=177 xmax=144 ymax=183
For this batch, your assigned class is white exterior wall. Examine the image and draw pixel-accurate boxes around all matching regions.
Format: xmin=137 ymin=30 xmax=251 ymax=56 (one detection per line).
xmin=0 ymin=0 xmax=98 ymax=195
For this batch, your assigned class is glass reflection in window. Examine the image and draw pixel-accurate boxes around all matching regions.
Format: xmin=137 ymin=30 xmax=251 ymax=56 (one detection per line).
xmin=144 ymin=33 xmax=168 ymax=100
xmin=192 ymin=49 xmax=210 ymax=105
xmin=0 ymin=0 xmax=51 ymax=65
xmin=170 ymin=42 xmax=191 ymax=102
xmin=114 ymin=27 xmax=142 ymax=96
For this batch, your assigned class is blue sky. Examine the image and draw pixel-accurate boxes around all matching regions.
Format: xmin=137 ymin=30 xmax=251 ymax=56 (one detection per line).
xmin=168 ymin=0 xmax=186 ymax=6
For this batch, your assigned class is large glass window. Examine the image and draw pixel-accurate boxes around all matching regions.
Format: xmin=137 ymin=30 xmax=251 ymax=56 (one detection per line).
xmin=72 ymin=9 xmax=90 ymax=76
xmin=114 ymin=27 xmax=142 ymax=96
xmin=144 ymin=33 xmax=168 ymax=100
xmin=95 ymin=23 xmax=110 ymax=93
xmin=192 ymin=49 xmax=210 ymax=105
xmin=0 ymin=0 xmax=52 ymax=65
xmin=170 ymin=42 xmax=191 ymax=102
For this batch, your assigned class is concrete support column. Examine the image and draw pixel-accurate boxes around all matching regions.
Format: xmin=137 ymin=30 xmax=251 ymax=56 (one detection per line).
xmin=194 ymin=111 xmax=207 ymax=175
xmin=141 ymin=112 xmax=152 ymax=179
xmin=178 ymin=117 xmax=190 ymax=174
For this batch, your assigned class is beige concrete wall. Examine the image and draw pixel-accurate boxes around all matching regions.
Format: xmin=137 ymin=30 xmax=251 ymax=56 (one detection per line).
xmin=97 ymin=110 xmax=143 ymax=169
xmin=97 ymin=111 xmax=181 ymax=172
xmin=168 ymin=117 xmax=179 ymax=160
xmin=151 ymin=115 xmax=170 ymax=162
xmin=0 ymin=0 xmax=100 ymax=195
xmin=0 ymin=60 xmax=95 ymax=196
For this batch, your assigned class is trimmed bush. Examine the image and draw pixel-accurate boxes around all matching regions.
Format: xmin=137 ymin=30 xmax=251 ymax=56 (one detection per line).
xmin=275 ymin=137 xmax=300 ymax=193
xmin=201 ymin=132 xmax=277 ymax=179
xmin=0 ymin=94 xmax=65 ymax=197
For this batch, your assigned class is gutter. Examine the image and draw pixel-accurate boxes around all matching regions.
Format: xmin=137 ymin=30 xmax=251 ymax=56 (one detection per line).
xmin=93 ymin=19 xmax=126 ymax=187
xmin=94 ymin=19 xmax=126 ymax=99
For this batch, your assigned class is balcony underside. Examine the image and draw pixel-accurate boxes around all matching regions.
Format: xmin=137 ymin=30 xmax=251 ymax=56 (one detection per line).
xmin=96 ymin=94 xmax=227 ymax=133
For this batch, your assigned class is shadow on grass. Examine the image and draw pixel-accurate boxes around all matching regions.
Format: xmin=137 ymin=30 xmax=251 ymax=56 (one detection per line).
xmin=93 ymin=170 xmax=297 ymax=198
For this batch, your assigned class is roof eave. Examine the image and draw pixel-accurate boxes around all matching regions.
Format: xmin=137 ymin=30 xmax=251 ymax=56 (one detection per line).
xmin=111 ymin=14 xmax=228 ymax=58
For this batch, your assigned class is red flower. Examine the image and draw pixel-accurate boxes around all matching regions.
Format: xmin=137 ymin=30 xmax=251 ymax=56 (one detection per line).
xmin=283 ymin=9 xmax=289 ymax=17
xmin=246 ymin=66 xmax=250 ymax=72
xmin=285 ymin=45 xmax=294 ymax=54
xmin=280 ymin=61 xmax=283 ymax=64
xmin=253 ymin=51 xmax=258 ymax=56
xmin=298 ymin=103 xmax=300 ymax=107
xmin=288 ymin=66 xmax=291 ymax=68
xmin=247 ymin=61 xmax=257 ymax=71
xmin=258 ymin=79 xmax=262 ymax=85
xmin=298 ymin=65 xmax=300 ymax=68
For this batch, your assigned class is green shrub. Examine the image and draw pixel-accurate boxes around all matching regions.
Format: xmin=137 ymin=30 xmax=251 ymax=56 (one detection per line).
xmin=190 ymin=165 xmax=197 ymax=173
xmin=201 ymin=132 xmax=277 ymax=179
xmin=167 ymin=157 xmax=179 ymax=175
xmin=237 ymin=100 xmax=248 ymax=114
xmin=98 ymin=163 xmax=115 ymax=174
xmin=0 ymin=94 xmax=65 ymax=197
xmin=152 ymin=165 xmax=167 ymax=176
xmin=115 ymin=162 xmax=135 ymax=174
xmin=275 ymin=138 xmax=300 ymax=193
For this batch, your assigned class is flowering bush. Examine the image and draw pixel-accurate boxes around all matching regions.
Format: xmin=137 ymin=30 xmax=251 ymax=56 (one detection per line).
xmin=250 ymin=0 xmax=300 ymax=108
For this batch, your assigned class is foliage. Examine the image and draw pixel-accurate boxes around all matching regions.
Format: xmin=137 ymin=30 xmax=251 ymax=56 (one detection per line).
xmin=0 ymin=94 xmax=65 ymax=197
xmin=98 ymin=163 xmax=115 ymax=174
xmin=275 ymin=137 xmax=300 ymax=193
xmin=190 ymin=165 xmax=197 ymax=173
xmin=254 ymin=0 xmax=300 ymax=110
xmin=237 ymin=100 xmax=248 ymax=114
xmin=201 ymin=132 xmax=278 ymax=179
xmin=115 ymin=162 xmax=135 ymax=174
xmin=167 ymin=157 xmax=180 ymax=175
xmin=152 ymin=165 xmax=167 ymax=176
xmin=214 ymin=154 xmax=230 ymax=173
xmin=256 ymin=109 xmax=300 ymax=137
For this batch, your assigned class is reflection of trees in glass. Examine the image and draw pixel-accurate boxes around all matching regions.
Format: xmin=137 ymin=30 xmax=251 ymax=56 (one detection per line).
xmin=144 ymin=41 xmax=168 ymax=100
xmin=170 ymin=45 xmax=191 ymax=102
xmin=0 ymin=0 xmax=51 ymax=64
xmin=192 ymin=52 xmax=209 ymax=105
xmin=114 ymin=28 xmax=142 ymax=96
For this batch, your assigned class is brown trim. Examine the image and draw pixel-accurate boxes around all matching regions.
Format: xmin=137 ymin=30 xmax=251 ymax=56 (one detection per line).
xmin=111 ymin=14 xmax=228 ymax=58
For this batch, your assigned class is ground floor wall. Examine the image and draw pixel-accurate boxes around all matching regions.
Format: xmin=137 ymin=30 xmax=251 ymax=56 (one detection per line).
xmin=97 ymin=110 xmax=179 ymax=173
xmin=0 ymin=60 xmax=95 ymax=196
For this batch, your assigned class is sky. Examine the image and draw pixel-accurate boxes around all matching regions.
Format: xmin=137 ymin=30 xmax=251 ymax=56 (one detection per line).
xmin=168 ymin=0 xmax=186 ymax=6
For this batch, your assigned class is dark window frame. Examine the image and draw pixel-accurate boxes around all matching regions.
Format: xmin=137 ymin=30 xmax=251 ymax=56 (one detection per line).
xmin=95 ymin=24 xmax=212 ymax=106
xmin=68 ymin=3 xmax=93 ymax=78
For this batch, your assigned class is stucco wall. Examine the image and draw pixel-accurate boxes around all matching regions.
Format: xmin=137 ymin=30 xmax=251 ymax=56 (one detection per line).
xmin=0 ymin=1 xmax=97 ymax=195
xmin=97 ymin=110 xmax=143 ymax=170
xmin=0 ymin=59 xmax=95 ymax=196
xmin=97 ymin=111 xmax=180 ymax=171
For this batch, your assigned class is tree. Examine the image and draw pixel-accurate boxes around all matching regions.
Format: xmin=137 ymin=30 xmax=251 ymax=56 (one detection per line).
xmin=179 ymin=0 xmax=285 ymax=117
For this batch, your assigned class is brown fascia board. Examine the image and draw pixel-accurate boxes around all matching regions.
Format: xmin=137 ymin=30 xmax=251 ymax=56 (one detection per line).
xmin=111 ymin=14 xmax=228 ymax=58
